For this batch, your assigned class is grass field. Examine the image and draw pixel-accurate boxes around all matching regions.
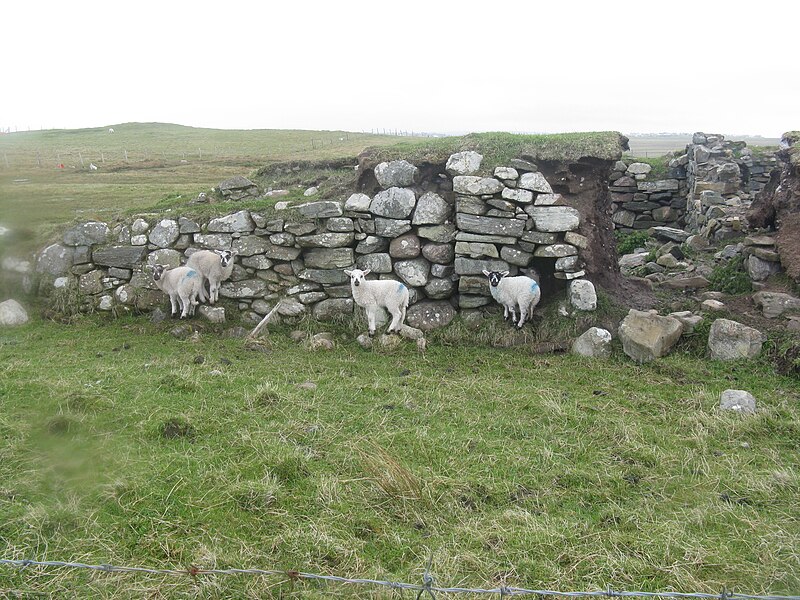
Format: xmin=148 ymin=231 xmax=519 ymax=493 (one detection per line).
xmin=0 ymin=314 xmax=798 ymax=598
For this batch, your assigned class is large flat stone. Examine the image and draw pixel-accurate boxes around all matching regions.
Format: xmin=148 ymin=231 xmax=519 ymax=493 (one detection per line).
xmin=455 ymin=213 xmax=525 ymax=237
xmin=92 ymin=245 xmax=147 ymax=269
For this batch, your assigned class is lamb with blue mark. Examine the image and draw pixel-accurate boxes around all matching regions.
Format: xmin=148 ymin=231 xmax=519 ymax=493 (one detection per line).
xmin=344 ymin=268 xmax=409 ymax=336
xmin=152 ymin=264 xmax=202 ymax=318
xmin=482 ymin=270 xmax=541 ymax=328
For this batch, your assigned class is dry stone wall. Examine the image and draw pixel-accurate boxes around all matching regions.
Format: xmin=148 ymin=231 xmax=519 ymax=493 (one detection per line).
xmin=23 ymin=151 xmax=604 ymax=328
xmin=609 ymin=161 xmax=688 ymax=232
xmin=610 ymin=133 xmax=779 ymax=245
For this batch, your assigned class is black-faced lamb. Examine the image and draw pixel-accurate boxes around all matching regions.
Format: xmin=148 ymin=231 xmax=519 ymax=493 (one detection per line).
xmin=344 ymin=268 xmax=409 ymax=336
xmin=185 ymin=249 xmax=237 ymax=304
xmin=482 ymin=270 xmax=541 ymax=328
xmin=152 ymin=264 xmax=202 ymax=318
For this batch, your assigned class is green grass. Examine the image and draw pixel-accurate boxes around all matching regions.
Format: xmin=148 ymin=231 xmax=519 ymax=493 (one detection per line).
xmin=615 ymin=231 xmax=652 ymax=255
xmin=361 ymin=131 xmax=628 ymax=169
xmin=0 ymin=313 xmax=798 ymax=598
xmin=708 ymin=256 xmax=753 ymax=295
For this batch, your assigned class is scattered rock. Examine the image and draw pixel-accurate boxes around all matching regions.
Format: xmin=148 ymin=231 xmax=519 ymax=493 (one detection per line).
xmin=0 ymin=299 xmax=29 ymax=326
xmin=752 ymin=291 xmax=800 ymax=319
xmin=569 ymin=279 xmax=597 ymax=311
xmin=356 ymin=333 xmax=373 ymax=349
xmin=289 ymin=330 xmax=308 ymax=343
xmin=309 ymin=333 xmax=335 ymax=350
xmin=572 ymin=327 xmax=612 ymax=359
xmin=298 ymin=381 xmax=318 ymax=391
xmin=707 ymin=318 xmax=764 ymax=361
xmin=719 ymin=389 xmax=757 ymax=414
xmin=668 ymin=311 xmax=703 ymax=333
xmin=198 ymin=305 xmax=226 ymax=323
xmin=701 ymin=299 xmax=726 ymax=312
xmin=618 ymin=309 xmax=683 ymax=362
xmin=170 ymin=324 xmax=195 ymax=339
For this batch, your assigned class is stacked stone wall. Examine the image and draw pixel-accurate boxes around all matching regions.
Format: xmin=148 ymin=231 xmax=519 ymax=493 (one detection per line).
xmin=609 ymin=160 xmax=688 ymax=232
xmin=22 ymin=151 xmax=605 ymax=328
xmin=610 ymin=133 xmax=780 ymax=244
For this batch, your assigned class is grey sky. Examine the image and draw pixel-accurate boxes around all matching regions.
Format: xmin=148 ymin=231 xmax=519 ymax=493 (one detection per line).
xmin=3 ymin=0 xmax=797 ymax=137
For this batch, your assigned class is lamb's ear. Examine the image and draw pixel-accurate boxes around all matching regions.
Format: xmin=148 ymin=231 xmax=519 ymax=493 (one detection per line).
xmin=362 ymin=269 xmax=371 ymax=276
xmin=344 ymin=269 xmax=353 ymax=277
xmin=500 ymin=270 xmax=509 ymax=277
xmin=482 ymin=270 xmax=491 ymax=277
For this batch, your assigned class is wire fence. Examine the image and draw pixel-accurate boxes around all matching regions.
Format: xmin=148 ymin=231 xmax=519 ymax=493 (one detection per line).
xmin=1 ymin=558 xmax=797 ymax=600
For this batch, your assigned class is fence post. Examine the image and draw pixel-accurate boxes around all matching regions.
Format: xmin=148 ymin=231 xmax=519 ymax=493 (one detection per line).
xmin=4 ymin=153 xmax=9 ymax=168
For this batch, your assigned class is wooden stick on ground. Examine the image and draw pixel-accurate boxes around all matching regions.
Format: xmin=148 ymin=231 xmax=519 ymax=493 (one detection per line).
xmin=246 ymin=302 xmax=282 ymax=340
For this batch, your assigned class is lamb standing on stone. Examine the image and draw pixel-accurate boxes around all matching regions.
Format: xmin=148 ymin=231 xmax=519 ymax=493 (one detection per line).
xmin=482 ymin=270 xmax=541 ymax=328
xmin=185 ymin=249 xmax=237 ymax=304
xmin=344 ymin=268 xmax=409 ymax=336
xmin=152 ymin=264 xmax=202 ymax=318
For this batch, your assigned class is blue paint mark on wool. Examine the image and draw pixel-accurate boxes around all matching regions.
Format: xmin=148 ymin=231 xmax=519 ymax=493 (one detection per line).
xmin=530 ymin=281 xmax=538 ymax=292
xmin=398 ymin=283 xmax=406 ymax=293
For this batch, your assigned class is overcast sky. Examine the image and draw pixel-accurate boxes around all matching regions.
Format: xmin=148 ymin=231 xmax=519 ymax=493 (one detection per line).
xmin=2 ymin=1 xmax=797 ymax=137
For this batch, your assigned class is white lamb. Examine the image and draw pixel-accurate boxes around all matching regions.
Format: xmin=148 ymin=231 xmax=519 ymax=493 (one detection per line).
xmin=482 ymin=270 xmax=541 ymax=328
xmin=185 ymin=249 xmax=237 ymax=304
xmin=152 ymin=264 xmax=202 ymax=318
xmin=344 ymin=268 xmax=410 ymax=336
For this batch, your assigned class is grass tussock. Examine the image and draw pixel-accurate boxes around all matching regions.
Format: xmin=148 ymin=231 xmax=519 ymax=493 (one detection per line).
xmin=357 ymin=441 xmax=425 ymax=503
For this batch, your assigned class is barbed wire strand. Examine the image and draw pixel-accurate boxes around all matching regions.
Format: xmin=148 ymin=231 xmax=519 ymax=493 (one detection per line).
xmin=1 ymin=558 xmax=798 ymax=600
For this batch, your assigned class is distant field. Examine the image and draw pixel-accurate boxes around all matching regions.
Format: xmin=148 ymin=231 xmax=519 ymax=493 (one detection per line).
xmin=625 ymin=134 xmax=781 ymax=157
xmin=0 ymin=124 xmax=426 ymax=253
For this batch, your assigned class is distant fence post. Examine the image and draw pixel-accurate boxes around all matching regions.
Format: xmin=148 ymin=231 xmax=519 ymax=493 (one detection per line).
xmin=3 ymin=153 xmax=8 ymax=168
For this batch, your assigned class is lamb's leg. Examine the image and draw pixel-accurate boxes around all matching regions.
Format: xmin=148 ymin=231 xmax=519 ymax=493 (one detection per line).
xmin=517 ymin=304 xmax=527 ymax=328
xmin=188 ymin=290 xmax=199 ymax=316
xmin=169 ymin=293 xmax=179 ymax=317
xmin=196 ymin=277 xmax=208 ymax=303
xmin=503 ymin=305 xmax=510 ymax=321
xmin=387 ymin=307 xmax=401 ymax=334
xmin=367 ymin=307 xmax=377 ymax=337
xmin=178 ymin=293 xmax=189 ymax=318
xmin=509 ymin=305 xmax=518 ymax=326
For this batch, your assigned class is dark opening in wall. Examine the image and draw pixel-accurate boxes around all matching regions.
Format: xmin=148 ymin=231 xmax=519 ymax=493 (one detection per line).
xmin=529 ymin=257 xmax=567 ymax=301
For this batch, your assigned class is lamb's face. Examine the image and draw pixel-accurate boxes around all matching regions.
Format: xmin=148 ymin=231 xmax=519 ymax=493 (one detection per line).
xmin=483 ymin=270 xmax=509 ymax=287
xmin=216 ymin=249 xmax=235 ymax=268
xmin=344 ymin=268 xmax=371 ymax=287
xmin=152 ymin=264 xmax=166 ymax=282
